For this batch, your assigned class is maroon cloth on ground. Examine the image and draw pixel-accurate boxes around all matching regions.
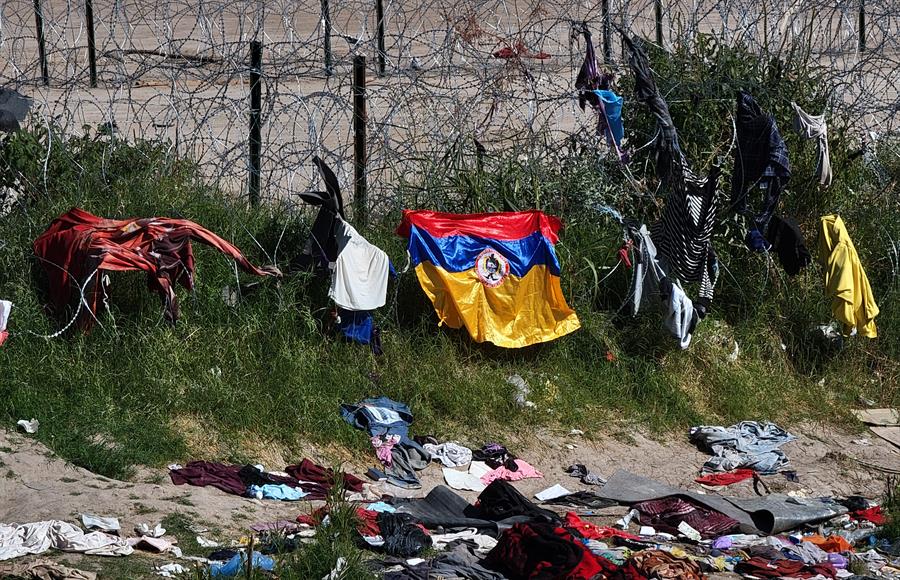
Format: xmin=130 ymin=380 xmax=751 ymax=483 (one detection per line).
xmin=633 ymin=496 xmax=739 ymax=539
xmin=485 ymin=522 xmax=615 ymax=579
xmin=169 ymin=462 xmax=247 ymax=496
xmin=694 ymin=469 xmax=755 ymax=486
xmin=734 ymin=557 xmax=836 ymax=579
xmin=285 ymin=458 xmax=365 ymax=496
xmin=170 ymin=462 xmax=301 ymax=496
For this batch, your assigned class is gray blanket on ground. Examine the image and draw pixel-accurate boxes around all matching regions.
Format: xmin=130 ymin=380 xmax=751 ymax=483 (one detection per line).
xmin=596 ymin=470 xmax=846 ymax=535
xmin=689 ymin=421 xmax=796 ymax=474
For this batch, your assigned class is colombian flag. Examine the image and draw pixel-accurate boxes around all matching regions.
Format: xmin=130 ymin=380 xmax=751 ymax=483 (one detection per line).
xmin=397 ymin=210 xmax=581 ymax=348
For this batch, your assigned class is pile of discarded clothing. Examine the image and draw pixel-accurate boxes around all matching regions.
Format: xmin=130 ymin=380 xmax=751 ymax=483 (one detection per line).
xmin=341 ymin=396 xmax=546 ymax=492
xmin=293 ymin=468 xmax=895 ymax=579
xmin=151 ymin=399 xmax=900 ymax=578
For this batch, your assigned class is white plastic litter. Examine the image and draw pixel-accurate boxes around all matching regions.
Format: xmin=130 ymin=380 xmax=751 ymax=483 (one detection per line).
xmin=221 ymin=286 xmax=239 ymax=307
xmin=639 ymin=526 xmax=656 ymax=536
xmin=361 ymin=535 xmax=384 ymax=547
xmin=429 ymin=529 xmax=497 ymax=553
xmin=534 ymin=484 xmax=571 ymax=502
xmin=0 ymin=300 xmax=11 ymax=331
xmin=442 ymin=468 xmax=486 ymax=492
xmin=16 ymin=419 xmax=39 ymax=434
xmin=507 ymin=374 xmax=536 ymax=408
xmin=467 ymin=461 xmax=493 ymax=480
xmin=81 ymin=514 xmax=120 ymax=534
xmin=617 ymin=509 xmax=639 ymax=529
xmin=728 ymin=340 xmax=740 ymax=362
xmin=134 ymin=523 xmax=166 ymax=538
xmin=196 ymin=536 xmax=220 ymax=548
xmin=678 ymin=521 xmax=702 ymax=542
xmin=155 ymin=563 xmax=186 ymax=578
xmin=322 ymin=556 xmax=347 ymax=580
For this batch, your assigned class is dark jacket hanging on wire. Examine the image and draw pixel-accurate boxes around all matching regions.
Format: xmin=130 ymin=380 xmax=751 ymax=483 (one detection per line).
xmin=619 ymin=33 xmax=684 ymax=184
xmin=731 ymin=91 xmax=791 ymax=234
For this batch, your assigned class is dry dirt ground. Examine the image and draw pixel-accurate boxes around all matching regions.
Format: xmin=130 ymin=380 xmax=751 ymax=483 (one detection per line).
xmin=1 ymin=421 xmax=899 ymax=577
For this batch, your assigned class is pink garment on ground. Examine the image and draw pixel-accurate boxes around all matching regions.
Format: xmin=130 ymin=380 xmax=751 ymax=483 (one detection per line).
xmin=480 ymin=459 xmax=543 ymax=484
xmin=371 ymin=434 xmax=401 ymax=466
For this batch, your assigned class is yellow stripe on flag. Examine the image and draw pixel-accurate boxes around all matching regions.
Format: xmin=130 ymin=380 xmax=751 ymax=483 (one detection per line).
xmin=415 ymin=261 xmax=581 ymax=348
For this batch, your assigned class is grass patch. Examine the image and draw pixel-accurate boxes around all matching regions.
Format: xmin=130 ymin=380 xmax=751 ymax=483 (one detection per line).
xmin=882 ymin=477 xmax=900 ymax=541
xmin=144 ymin=473 xmax=166 ymax=485
xmin=272 ymin=480 xmax=375 ymax=580
xmin=0 ymin=35 xmax=898 ymax=479
xmin=160 ymin=512 xmax=220 ymax=558
xmin=161 ymin=494 xmax=196 ymax=507
xmin=87 ymin=553 xmax=160 ymax=580
xmin=133 ymin=503 xmax=157 ymax=515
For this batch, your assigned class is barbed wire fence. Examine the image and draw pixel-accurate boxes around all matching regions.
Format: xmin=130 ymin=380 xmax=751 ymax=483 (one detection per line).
xmin=0 ymin=0 xmax=897 ymax=215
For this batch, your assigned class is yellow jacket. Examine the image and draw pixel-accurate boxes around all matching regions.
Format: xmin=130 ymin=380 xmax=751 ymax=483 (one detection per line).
xmin=818 ymin=215 xmax=879 ymax=338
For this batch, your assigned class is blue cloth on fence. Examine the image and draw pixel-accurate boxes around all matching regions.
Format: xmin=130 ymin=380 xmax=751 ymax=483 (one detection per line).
xmin=689 ymin=421 xmax=797 ymax=474
xmin=593 ymin=89 xmax=624 ymax=146
xmin=209 ymin=551 xmax=275 ymax=577
xmin=248 ymin=484 xmax=308 ymax=501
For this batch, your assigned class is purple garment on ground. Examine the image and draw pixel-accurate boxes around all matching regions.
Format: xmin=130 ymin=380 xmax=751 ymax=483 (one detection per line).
xmin=634 ymin=496 xmax=739 ymax=539
xmin=712 ymin=536 xmax=733 ymax=550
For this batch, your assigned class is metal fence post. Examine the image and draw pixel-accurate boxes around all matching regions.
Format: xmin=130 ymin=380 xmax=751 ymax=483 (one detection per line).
xmin=601 ymin=0 xmax=612 ymax=62
xmin=85 ymin=0 xmax=98 ymax=87
xmin=858 ymin=0 xmax=866 ymax=52
xmin=321 ymin=0 xmax=333 ymax=74
xmin=248 ymin=40 xmax=262 ymax=206
xmin=375 ymin=0 xmax=386 ymax=76
xmin=353 ymin=55 xmax=368 ymax=225
xmin=655 ymin=0 xmax=664 ymax=46
xmin=33 ymin=0 xmax=49 ymax=85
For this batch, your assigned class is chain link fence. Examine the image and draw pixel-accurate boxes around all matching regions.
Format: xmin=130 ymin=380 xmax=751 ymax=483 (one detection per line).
xmin=1 ymin=0 xmax=897 ymax=210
